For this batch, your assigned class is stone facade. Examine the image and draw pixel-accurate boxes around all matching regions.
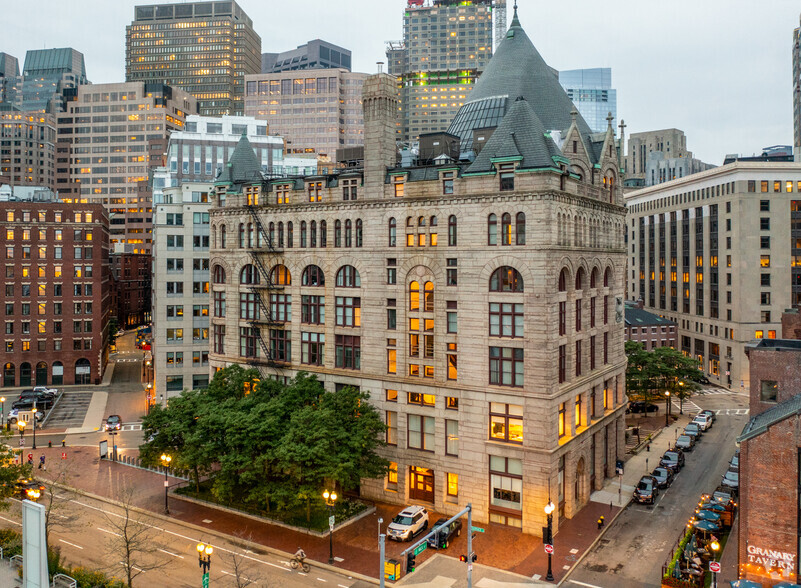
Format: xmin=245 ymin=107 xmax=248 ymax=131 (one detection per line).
xmin=206 ymin=67 xmax=628 ymax=536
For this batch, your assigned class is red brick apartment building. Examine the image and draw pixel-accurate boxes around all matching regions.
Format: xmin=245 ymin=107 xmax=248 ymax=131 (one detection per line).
xmin=0 ymin=202 xmax=110 ymax=386
xmin=738 ymin=335 xmax=801 ymax=586
xmin=624 ymin=300 xmax=677 ymax=349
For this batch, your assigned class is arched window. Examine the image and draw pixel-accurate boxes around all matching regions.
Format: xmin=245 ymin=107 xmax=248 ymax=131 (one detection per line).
xmin=409 ymin=281 xmax=420 ymax=310
xmin=604 ymin=267 xmax=612 ymax=287
xmin=213 ymin=265 xmax=226 ymax=284
xmin=211 ymin=225 xmax=217 ymax=249
xmin=220 ymin=224 xmax=227 ymax=248
xmin=575 ymin=268 xmax=585 ymax=290
xmin=336 ymin=265 xmax=361 ymax=287
xmin=335 ymin=220 xmax=342 ymax=247
xmin=424 ymin=281 xmax=434 ymax=311
xmin=19 ymin=362 xmax=30 ymax=387
xmin=240 ymin=264 xmax=260 ymax=285
xmin=418 ymin=216 xmax=426 ymax=227
xmin=310 ymin=220 xmax=317 ymax=248
xmin=490 ymin=266 xmax=524 ymax=292
xmin=590 ymin=268 xmax=598 ymax=289
xmin=355 ymin=219 xmax=363 ymax=247
xmin=406 ymin=216 xmax=414 ymax=227
xmin=302 ymin=265 xmax=325 ymax=286
xmin=488 ymin=214 xmax=497 ymax=245
xmin=240 ymin=223 xmax=247 ymax=248
xmin=389 ymin=217 xmax=397 ymax=247
xmin=448 ymin=215 xmax=457 ymax=246
xmin=501 ymin=213 xmax=512 ymax=245
xmin=516 ymin=212 xmax=526 ymax=245
xmin=2 ymin=362 xmax=13 ymax=387
xmin=345 ymin=219 xmax=352 ymax=247
xmin=430 ymin=216 xmax=438 ymax=227
xmin=278 ymin=222 xmax=284 ymax=248
xmin=559 ymin=268 xmax=568 ymax=292
xmin=287 ymin=221 xmax=294 ymax=248
xmin=35 ymin=361 xmax=47 ymax=386
xmin=75 ymin=358 xmax=91 ymax=385
xmin=300 ymin=221 xmax=307 ymax=247
xmin=270 ymin=264 xmax=291 ymax=286
xmin=320 ymin=220 xmax=327 ymax=248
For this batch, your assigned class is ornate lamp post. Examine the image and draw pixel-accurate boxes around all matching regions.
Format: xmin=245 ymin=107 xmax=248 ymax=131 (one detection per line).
xmin=544 ymin=499 xmax=555 ymax=581
xmin=1 ymin=396 xmax=5 ymax=430
xmin=30 ymin=407 xmax=37 ymax=450
xmin=197 ymin=542 xmax=213 ymax=587
xmin=710 ymin=540 xmax=720 ymax=588
xmin=18 ymin=420 xmax=26 ymax=457
xmin=665 ymin=390 xmax=671 ymax=426
xmin=323 ymin=489 xmax=338 ymax=565
xmin=160 ymin=453 xmax=172 ymax=514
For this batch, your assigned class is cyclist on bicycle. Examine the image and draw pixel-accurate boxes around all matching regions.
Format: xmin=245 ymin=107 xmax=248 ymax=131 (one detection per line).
xmin=294 ymin=547 xmax=307 ymax=564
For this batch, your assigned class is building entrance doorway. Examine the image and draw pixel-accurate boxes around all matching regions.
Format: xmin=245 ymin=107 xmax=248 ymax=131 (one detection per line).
xmin=409 ymin=466 xmax=434 ymax=503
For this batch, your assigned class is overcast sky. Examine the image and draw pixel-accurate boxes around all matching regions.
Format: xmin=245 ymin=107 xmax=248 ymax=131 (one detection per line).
xmin=3 ymin=0 xmax=799 ymax=164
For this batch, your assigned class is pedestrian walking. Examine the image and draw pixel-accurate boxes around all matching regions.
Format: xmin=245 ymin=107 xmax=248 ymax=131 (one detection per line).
xmin=27 ymin=454 xmax=33 ymax=466
xmin=38 ymin=454 xmax=45 ymax=470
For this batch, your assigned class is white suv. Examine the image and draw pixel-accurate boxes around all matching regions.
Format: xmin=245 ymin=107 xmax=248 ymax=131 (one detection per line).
xmin=387 ymin=505 xmax=429 ymax=542
xmin=692 ymin=413 xmax=712 ymax=431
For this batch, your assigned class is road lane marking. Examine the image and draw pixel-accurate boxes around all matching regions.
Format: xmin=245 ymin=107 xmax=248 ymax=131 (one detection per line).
xmin=317 ymin=578 xmax=327 ymax=582
xmin=59 ymin=539 xmax=83 ymax=549
xmin=339 ymin=585 xmax=349 ymax=588
xmin=567 ymin=581 xmax=605 ymax=588
xmin=0 ymin=515 xmax=21 ymax=526
xmin=157 ymin=548 xmax=183 ymax=558
xmin=98 ymin=527 xmax=121 ymax=536
xmin=120 ymin=562 xmax=145 ymax=572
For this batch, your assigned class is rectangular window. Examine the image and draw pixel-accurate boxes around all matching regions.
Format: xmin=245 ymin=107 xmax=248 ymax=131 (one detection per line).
xmin=446 ymin=311 xmax=457 ymax=333
xmin=489 ymin=456 xmax=522 ymax=511
xmin=447 ymin=472 xmax=458 ymax=497
xmin=387 ymin=348 xmax=396 ymax=373
xmin=558 ymin=402 xmax=566 ymax=437
xmin=489 ymin=347 xmax=524 ymax=387
xmin=575 ymin=340 xmax=582 ymax=376
xmin=387 ymin=308 xmax=397 ymax=330
xmin=387 ymin=462 xmax=398 ymax=490
xmin=301 ymin=331 xmax=324 ymax=365
xmin=575 ymin=299 xmax=582 ymax=332
xmin=445 ymin=420 xmax=458 ymax=456
xmin=386 ymin=389 xmax=398 ymax=402
xmin=408 ymin=414 xmax=435 ymax=451
xmin=489 ymin=403 xmax=523 ymax=443
xmin=489 ymin=303 xmax=524 ymax=337
xmin=408 ymin=392 xmax=435 ymax=407
xmin=301 ymin=295 xmax=324 ymax=324
xmin=386 ymin=411 xmax=397 ymax=445
xmin=335 ymin=297 xmax=361 ymax=327
xmin=760 ymin=380 xmax=778 ymax=403
xmin=558 ymin=344 xmax=566 ymax=383
xmin=335 ymin=334 xmax=360 ymax=369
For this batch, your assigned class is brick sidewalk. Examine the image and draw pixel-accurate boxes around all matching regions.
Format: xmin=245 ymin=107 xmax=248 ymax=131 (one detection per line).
xmin=33 ymin=445 xmax=620 ymax=583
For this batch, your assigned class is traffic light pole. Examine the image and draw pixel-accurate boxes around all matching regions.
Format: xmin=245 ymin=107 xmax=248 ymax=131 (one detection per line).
xmin=467 ymin=504 xmax=473 ymax=588
xmin=379 ymin=532 xmax=386 ymax=588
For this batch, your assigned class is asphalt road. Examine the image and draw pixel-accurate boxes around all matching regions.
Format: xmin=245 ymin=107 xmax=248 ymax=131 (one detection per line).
xmin=0 ymin=492 xmax=371 ymax=588
xmin=563 ymin=390 xmax=748 ymax=588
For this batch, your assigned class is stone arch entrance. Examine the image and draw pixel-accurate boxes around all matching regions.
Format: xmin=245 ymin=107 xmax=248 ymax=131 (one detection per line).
xmin=575 ymin=457 xmax=587 ymax=506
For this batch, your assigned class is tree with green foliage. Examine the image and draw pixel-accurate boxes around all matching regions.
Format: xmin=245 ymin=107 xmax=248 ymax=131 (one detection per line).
xmin=625 ymin=341 xmax=701 ymax=414
xmin=0 ymin=429 xmax=32 ymax=509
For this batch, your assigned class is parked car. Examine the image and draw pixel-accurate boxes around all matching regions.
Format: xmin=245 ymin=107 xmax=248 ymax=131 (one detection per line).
xmin=627 ymin=401 xmax=659 ymax=414
xmin=699 ymin=409 xmax=716 ymax=423
xmin=690 ymin=374 xmax=710 ymax=385
xmin=721 ymin=470 xmax=739 ymax=491
xmin=14 ymin=479 xmax=45 ymax=501
xmin=6 ymin=408 xmax=44 ymax=425
xmin=427 ymin=517 xmax=463 ymax=549
xmin=675 ymin=435 xmax=695 ymax=451
xmin=684 ymin=423 xmax=703 ymax=439
xmin=729 ymin=455 xmax=739 ymax=470
xmin=651 ymin=467 xmax=674 ymax=489
xmin=387 ymin=505 xmax=429 ymax=542
xmin=18 ymin=390 xmax=54 ymax=403
xmin=104 ymin=415 xmax=122 ymax=432
xmin=660 ymin=450 xmax=685 ymax=472
xmin=633 ymin=475 xmax=659 ymax=504
xmin=11 ymin=396 xmax=53 ymax=411
xmin=692 ymin=414 xmax=713 ymax=431
xmin=32 ymin=386 xmax=58 ymax=398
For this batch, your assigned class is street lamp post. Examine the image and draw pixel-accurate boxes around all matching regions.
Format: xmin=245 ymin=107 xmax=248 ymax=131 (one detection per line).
xmin=31 ymin=407 xmax=37 ymax=450
xmin=677 ymin=381 xmax=685 ymax=414
xmin=18 ymin=420 xmax=26 ymax=457
xmin=1 ymin=396 xmax=5 ymax=430
xmin=323 ymin=489 xmax=338 ymax=565
xmin=709 ymin=540 xmax=720 ymax=588
xmin=196 ymin=542 xmax=213 ymax=587
xmin=544 ymin=499 xmax=555 ymax=582
xmin=665 ymin=391 xmax=671 ymax=426
xmin=160 ymin=453 xmax=172 ymax=515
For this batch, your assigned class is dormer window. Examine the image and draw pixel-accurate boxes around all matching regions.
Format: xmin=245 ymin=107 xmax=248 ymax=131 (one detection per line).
xmin=245 ymin=185 xmax=259 ymax=206
xmin=275 ymin=184 xmax=291 ymax=205
xmin=498 ymin=163 xmax=515 ymax=191
xmin=342 ymin=178 xmax=358 ymax=201
xmin=442 ymin=171 xmax=454 ymax=195
xmin=307 ymin=181 xmax=322 ymax=203
xmin=393 ymin=176 xmax=405 ymax=198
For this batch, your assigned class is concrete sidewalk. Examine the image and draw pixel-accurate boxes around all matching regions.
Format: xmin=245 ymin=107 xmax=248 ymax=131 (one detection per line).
xmin=591 ymin=413 xmax=695 ymax=508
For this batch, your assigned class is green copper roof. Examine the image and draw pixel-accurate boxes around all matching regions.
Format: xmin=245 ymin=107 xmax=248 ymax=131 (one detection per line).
xmin=218 ymin=133 xmax=262 ymax=184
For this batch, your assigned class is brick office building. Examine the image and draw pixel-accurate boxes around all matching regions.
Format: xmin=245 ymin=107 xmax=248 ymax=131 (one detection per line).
xmin=110 ymin=252 xmax=151 ymax=328
xmin=738 ymin=337 xmax=801 ymax=586
xmin=0 ymin=202 xmax=110 ymax=387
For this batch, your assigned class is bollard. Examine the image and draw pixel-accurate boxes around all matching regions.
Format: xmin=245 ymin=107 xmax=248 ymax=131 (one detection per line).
xmin=61 ymin=439 xmax=65 ymax=447
xmin=48 ymin=441 xmax=52 ymax=448
xmin=597 ymin=516 xmax=605 ymax=530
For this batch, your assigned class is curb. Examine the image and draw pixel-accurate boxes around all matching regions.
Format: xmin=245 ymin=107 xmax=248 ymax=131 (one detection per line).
xmin=39 ymin=478 xmax=381 ymax=586
xmin=557 ymin=501 xmax=629 ymax=586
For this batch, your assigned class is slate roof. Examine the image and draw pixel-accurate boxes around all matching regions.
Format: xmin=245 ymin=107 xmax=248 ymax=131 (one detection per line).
xmin=447 ymin=8 xmax=597 ymax=161
xmin=624 ymin=303 xmax=677 ymax=327
xmin=465 ymin=96 xmax=563 ymax=174
xmin=738 ymin=394 xmax=801 ymax=442
xmin=217 ymin=133 xmax=262 ymax=184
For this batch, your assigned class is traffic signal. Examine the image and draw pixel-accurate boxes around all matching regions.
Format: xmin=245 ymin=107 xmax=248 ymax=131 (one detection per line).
xmin=459 ymin=553 xmax=478 ymax=563
xmin=406 ymin=551 xmax=416 ymax=573
xmin=459 ymin=554 xmax=468 ymax=562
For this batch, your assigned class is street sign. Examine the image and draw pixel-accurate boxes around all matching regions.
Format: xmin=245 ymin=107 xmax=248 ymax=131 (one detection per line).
xmin=202 ymin=572 xmax=209 ymax=588
xmin=544 ymin=544 xmax=554 ymax=554
xmin=470 ymin=526 xmax=485 ymax=533
xmin=329 ymin=514 xmax=335 ymax=531
xmin=413 ymin=543 xmax=428 ymax=556
xmin=709 ymin=562 xmax=721 ymax=573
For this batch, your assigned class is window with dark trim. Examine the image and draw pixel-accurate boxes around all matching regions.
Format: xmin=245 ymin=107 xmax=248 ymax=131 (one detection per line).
xmin=408 ymin=414 xmax=434 ymax=451
xmin=335 ymin=334 xmax=360 ymax=369
xmin=301 ymin=295 xmax=324 ymax=324
xmin=301 ymin=331 xmax=324 ymax=365
xmin=489 ymin=302 xmax=524 ymax=337
xmin=489 ymin=347 xmax=524 ymax=387
xmin=489 ymin=403 xmax=523 ymax=443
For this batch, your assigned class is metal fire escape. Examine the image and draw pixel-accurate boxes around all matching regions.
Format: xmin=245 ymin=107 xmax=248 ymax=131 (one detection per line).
xmin=246 ymin=199 xmax=285 ymax=376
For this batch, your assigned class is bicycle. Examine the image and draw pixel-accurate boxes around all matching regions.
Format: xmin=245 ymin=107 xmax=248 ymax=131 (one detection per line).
xmin=290 ymin=557 xmax=310 ymax=573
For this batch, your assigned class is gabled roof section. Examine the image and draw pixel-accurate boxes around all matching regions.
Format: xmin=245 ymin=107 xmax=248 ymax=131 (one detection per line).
xmin=738 ymin=394 xmax=801 ymax=443
xmin=465 ymin=97 xmax=562 ymax=174
xmin=447 ymin=9 xmax=596 ymax=160
xmin=624 ymin=304 xmax=676 ymax=327
xmin=217 ymin=133 xmax=262 ymax=184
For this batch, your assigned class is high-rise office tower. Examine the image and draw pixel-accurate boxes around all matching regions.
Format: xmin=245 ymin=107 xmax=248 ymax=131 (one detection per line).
xmin=387 ymin=0 xmax=494 ymax=142
xmin=0 ymin=113 xmax=56 ymax=190
xmin=56 ymin=82 xmax=197 ymax=253
xmin=262 ymin=40 xmax=352 ymax=73
xmin=125 ymin=1 xmax=261 ymax=116
xmin=794 ymin=15 xmax=801 ymax=160
xmin=558 ymin=68 xmax=617 ymax=134
xmin=0 ymin=48 xmax=88 ymax=113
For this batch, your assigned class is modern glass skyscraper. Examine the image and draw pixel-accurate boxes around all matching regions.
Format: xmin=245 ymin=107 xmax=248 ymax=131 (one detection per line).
xmin=559 ymin=68 xmax=617 ymax=134
xmin=794 ymin=16 xmax=801 ymax=160
xmin=125 ymin=1 xmax=261 ymax=116
xmin=387 ymin=0 xmax=495 ymax=143
xmin=0 ymin=48 xmax=88 ymax=113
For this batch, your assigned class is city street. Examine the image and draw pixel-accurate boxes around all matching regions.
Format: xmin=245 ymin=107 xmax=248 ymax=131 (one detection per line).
xmin=563 ymin=390 xmax=748 ymax=588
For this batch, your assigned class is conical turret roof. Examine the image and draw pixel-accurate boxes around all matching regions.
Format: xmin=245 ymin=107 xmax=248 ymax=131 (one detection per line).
xmin=217 ymin=132 xmax=262 ymax=184
xmin=447 ymin=10 xmax=596 ymax=159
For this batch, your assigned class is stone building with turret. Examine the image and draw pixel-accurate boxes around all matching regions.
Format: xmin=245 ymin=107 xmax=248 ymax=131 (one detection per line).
xmin=205 ymin=8 xmax=627 ymax=536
